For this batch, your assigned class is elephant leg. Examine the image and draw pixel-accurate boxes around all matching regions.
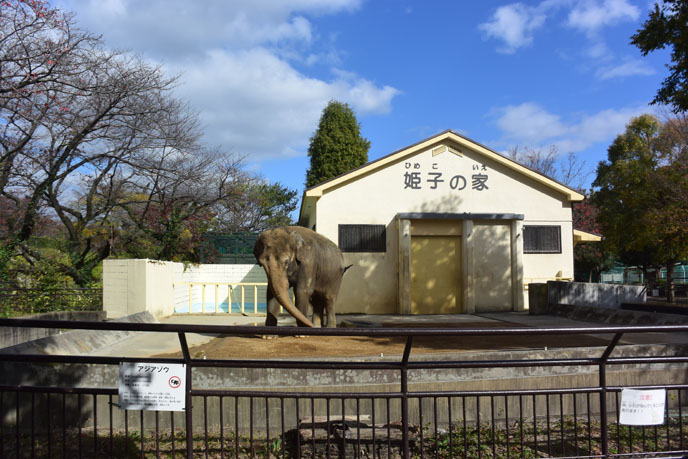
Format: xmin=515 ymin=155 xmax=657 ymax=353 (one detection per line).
xmin=320 ymin=273 xmax=343 ymax=328
xmin=311 ymin=297 xmax=325 ymax=328
xmin=295 ymin=287 xmax=315 ymax=328
xmin=324 ymin=295 xmax=337 ymax=328
xmin=265 ymin=289 xmax=281 ymax=327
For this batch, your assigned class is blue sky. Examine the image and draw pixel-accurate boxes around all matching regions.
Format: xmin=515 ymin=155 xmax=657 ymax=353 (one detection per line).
xmin=56 ymin=0 xmax=669 ymax=198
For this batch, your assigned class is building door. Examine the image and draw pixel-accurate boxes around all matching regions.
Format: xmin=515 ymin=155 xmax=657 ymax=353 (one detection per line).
xmin=410 ymin=235 xmax=462 ymax=314
xmin=473 ymin=222 xmax=512 ymax=312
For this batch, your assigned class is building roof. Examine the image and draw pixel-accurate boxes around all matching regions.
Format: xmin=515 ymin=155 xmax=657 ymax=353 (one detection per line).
xmin=573 ymin=229 xmax=603 ymax=245
xmin=300 ymin=130 xmax=585 ymax=222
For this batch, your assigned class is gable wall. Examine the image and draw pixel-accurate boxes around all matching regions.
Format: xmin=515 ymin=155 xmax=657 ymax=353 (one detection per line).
xmin=311 ymin=141 xmax=575 ymax=314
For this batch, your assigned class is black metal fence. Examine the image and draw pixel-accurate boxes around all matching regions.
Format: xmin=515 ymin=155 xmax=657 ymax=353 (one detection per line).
xmin=0 ymin=288 xmax=102 ymax=317
xmin=200 ymin=232 xmax=259 ymax=264
xmin=0 ymin=318 xmax=686 ymax=458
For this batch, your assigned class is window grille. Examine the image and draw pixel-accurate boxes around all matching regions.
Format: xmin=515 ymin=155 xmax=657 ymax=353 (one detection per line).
xmin=338 ymin=224 xmax=386 ymax=252
xmin=523 ymin=225 xmax=561 ymax=253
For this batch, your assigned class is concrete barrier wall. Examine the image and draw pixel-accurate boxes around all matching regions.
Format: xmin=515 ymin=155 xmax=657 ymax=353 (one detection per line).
xmin=0 ymin=311 xmax=156 ymax=355
xmin=1 ymin=344 xmax=685 ymax=432
xmin=103 ymin=259 xmax=266 ymax=319
xmin=103 ymin=259 xmax=174 ymax=318
xmin=547 ymin=281 xmax=646 ymax=309
xmin=0 ymin=311 xmax=106 ymax=349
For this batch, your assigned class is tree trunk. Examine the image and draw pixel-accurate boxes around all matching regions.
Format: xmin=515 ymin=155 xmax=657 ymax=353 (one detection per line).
xmin=666 ymin=262 xmax=676 ymax=303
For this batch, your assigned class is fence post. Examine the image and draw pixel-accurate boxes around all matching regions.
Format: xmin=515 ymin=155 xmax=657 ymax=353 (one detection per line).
xmin=599 ymin=333 xmax=623 ymax=458
xmin=178 ymin=332 xmax=193 ymax=459
xmin=215 ymin=285 xmax=219 ymax=314
xmin=202 ymin=284 xmax=206 ymax=314
xmin=401 ymin=336 xmax=413 ymax=459
xmin=188 ymin=284 xmax=192 ymax=314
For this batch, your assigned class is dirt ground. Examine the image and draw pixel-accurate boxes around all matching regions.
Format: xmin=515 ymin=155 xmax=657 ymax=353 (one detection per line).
xmin=157 ymin=320 xmax=612 ymax=360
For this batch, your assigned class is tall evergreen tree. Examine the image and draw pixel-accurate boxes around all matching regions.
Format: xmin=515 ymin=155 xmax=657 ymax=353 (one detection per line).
xmin=305 ymin=101 xmax=370 ymax=188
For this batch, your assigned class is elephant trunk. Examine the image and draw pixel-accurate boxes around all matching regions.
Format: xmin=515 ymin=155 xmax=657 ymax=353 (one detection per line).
xmin=266 ymin=263 xmax=314 ymax=327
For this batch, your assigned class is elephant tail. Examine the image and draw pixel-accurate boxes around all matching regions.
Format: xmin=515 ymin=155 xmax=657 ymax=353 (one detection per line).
xmin=343 ymin=264 xmax=353 ymax=274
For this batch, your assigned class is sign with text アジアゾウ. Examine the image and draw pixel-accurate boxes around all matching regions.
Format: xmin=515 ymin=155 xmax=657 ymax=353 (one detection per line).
xmin=118 ymin=362 xmax=186 ymax=411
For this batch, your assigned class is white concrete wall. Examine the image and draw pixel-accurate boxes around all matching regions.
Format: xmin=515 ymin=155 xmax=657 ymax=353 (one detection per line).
xmin=172 ymin=263 xmax=266 ymax=314
xmin=522 ymin=221 xmax=575 ymax=284
xmin=548 ymin=281 xmax=646 ymax=308
xmin=103 ymin=259 xmax=175 ymax=318
xmin=144 ymin=260 xmax=175 ymax=319
xmin=103 ymin=259 xmax=130 ymax=318
xmin=103 ymin=259 xmax=266 ymax=319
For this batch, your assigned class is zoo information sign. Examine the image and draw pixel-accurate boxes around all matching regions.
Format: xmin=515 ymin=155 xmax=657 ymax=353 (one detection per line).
xmin=118 ymin=362 xmax=186 ymax=411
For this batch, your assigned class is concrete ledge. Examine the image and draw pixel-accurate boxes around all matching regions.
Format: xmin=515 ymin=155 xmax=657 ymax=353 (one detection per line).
xmin=547 ymin=281 xmax=646 ymax=309
xmin=0 ymin=311 xmax=157 ymax=355
xmin=550 ymin=303 xmax=688 ymax=325
xmin=0 ymin=342 xmax=685 ymax=431
xmin=0 ymin=311 xmax=106 ymax=349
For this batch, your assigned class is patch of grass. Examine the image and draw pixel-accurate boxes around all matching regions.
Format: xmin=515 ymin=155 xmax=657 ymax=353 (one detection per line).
xmin=2 ymin=414 xmax=686 ymax=458
xmin=0 ymin=429 xmax=288 ymax=458
xmin=419 ymin=415 xmax=688 ymax=458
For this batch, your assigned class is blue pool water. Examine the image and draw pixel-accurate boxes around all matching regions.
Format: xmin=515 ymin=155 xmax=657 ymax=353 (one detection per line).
xmin=175 ymin=301 xmax=268 ymax=314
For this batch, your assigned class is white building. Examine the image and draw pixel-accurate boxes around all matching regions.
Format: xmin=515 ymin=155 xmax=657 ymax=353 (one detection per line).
xmin=299 ymin=130 xmax=592 ymax=314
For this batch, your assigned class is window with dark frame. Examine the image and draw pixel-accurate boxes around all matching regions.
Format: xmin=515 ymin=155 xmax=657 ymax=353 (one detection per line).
xmin=523 ymin=225 xmax=561 ymax=254
xmin=338 ymin=224 xmax=386 ymax=252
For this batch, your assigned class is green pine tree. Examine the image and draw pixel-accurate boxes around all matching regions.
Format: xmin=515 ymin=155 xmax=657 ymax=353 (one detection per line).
xmin=305 ymin=100 xmax=370 ymax=188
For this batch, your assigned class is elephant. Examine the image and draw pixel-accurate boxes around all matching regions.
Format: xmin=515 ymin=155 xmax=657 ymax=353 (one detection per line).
xmin=253 ymin=226 xmax=349 ymax=328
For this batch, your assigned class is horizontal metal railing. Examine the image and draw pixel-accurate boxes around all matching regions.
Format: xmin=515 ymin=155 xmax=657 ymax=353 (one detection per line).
xmin=173 ymin=282 xmax=287 ymax=315
xmin=0 ymin=318 xmax=686 ymax=458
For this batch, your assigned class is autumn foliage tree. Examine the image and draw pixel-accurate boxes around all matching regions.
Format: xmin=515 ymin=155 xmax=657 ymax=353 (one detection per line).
xmin=572 ymin=198 xmax=613 ymax=282
xmin=0 ymin=0 xmax=209 ymax=285
xmin=507 ymin=145 xmax=607 ymax=280
xmin=0 ymin=1 xmax=296 ymax=288
xmin=593 ymin=114 xmax=688 ymax=301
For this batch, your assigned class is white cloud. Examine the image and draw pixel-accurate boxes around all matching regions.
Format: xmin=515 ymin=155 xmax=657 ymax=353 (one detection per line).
xmin=331 ymin=69 xmax=400 ymax=114
xmin=171 ymin=49 xmax=398 ymax=159
xmin=479 ymin=1 xmax=654 ymax=83
xmin=68 ymin=0 xmax=360 ymax=57
xmin=478 ymin=3 xmax=547 ymax=54
xmin=567 ymin=0 xmax=640 ymax=35
xmin=596 ymin=59 xmax=656 ymax=80
xmin=97 ymin=0 xmax=126 ymax=16
xmin=57 ymin=0 xmax=397 ymax=161
xmin=494 ymin=103 xmax=569 ymax=142
xmin=492 ymin=102 xmax=649 ymax=152
xmin=585 ymin=42 xmax=612 ymax=60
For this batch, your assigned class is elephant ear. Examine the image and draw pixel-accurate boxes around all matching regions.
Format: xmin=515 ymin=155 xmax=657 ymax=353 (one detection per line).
xmin=291 ymin=231 xmax=314 ymax=265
